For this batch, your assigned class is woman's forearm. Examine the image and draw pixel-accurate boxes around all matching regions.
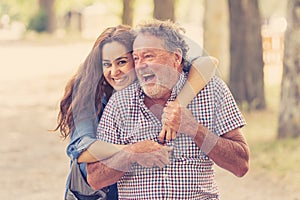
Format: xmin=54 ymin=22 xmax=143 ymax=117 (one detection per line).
xmin=78 ymin=141 xmax=126 ymax=163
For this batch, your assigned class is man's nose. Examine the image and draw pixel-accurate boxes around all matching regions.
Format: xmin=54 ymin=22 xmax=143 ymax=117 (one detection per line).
xmin=135 ymin=60 xmax=148 ymax=69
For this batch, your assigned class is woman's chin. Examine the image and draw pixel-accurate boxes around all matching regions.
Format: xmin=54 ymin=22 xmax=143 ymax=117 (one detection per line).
xmin=113 ymin=80 xmax=131 ymax=91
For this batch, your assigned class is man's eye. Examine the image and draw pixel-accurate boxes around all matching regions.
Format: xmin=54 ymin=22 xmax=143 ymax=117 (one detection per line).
xmin=133 ymin=56 xmax=139 ymax=61
xmin=144 ymin=54 xmax=153 ymax=58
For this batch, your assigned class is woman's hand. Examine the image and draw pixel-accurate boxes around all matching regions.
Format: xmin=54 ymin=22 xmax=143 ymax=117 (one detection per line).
xmin=125 ymin=140 xmax=173 ymax=168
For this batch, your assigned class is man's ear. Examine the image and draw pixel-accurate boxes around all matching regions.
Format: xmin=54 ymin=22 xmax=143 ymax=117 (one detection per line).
xmin=173 ymin=48 xmax=183 ymax=65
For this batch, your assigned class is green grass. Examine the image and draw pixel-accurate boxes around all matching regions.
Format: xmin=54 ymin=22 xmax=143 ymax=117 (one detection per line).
xmin=249 ymin=137 xmax=300 ymax=174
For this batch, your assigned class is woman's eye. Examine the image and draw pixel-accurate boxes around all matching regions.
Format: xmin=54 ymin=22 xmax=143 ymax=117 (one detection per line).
xmin=118 ymin=60 xmax=127 ymax=65
xmin=102 ymin=62 xmax=111 ymax=68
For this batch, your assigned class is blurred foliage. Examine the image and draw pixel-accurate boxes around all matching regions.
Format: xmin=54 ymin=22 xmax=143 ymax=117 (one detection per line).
xmin=28 ymin=9 xmax=47 ymax=32
xmin=0 ymin=0 xmax=122 ymax=27
xmin=0 ymin=0 xmax=287 ymax=31
xmin=54 ymin=0 xmax=122 ymax=16
xmin=0 ymin=0 xmax=38 ymax=23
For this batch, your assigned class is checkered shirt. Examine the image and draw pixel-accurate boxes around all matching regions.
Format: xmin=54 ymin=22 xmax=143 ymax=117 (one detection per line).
xmin=97 ymin=73 xmax=246 ymax=199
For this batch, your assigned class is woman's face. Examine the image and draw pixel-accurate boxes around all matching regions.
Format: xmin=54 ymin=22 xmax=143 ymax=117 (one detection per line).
xmin=102 ymin=41 xmax=136 ymax=91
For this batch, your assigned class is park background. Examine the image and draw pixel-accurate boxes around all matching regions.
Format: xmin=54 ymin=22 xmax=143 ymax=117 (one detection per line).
xmin=0 ymin=0 xmax=299 ymax=199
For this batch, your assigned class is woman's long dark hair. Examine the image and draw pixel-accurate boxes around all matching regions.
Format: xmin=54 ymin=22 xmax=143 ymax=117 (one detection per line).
xmin=54 ymin=25 xmax=135 ymax=139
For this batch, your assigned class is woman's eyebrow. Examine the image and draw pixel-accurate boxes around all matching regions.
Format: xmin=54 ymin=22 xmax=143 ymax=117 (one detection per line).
xmin=115 ymin=56 xmax=129 ymax=61
xmin=103 ymin=56 xmax=129 ymax=63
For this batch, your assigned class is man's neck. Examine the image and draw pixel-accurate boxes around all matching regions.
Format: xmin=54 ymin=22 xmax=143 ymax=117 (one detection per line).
xmin=144 ymin=96 xmax=167 ymax=108
xmin=144 ymin=96 xmax=167 ymax=120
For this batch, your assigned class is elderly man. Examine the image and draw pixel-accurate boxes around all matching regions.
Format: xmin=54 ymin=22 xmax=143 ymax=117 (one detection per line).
xmin=87 ymin=20 xmax=249 ymax=199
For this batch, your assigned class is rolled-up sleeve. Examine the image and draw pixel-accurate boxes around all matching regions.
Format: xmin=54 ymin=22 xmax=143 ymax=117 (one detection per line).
xmin=66 ymin=118 xmax=98 ymax=160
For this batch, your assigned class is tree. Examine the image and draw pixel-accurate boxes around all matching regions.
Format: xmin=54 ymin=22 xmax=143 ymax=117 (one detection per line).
xmin=228 ymin=0 xmax=266 ymax=110
xmin=38 ymin=0 xmax=56 ymax=33
xmin=277 ymin=0 xmax=300 ymax=138
xmin=122 ymin=0 xmax=135 ymax=26
xmin=153 ymin=0 xmax=175 ymax=21
xmin=203 ymin=0 xmax=230 ymax=82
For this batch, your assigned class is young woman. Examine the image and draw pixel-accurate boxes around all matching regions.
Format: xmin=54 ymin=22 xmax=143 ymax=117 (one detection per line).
xmin=55 ymin=25 xmax=169 ymax=200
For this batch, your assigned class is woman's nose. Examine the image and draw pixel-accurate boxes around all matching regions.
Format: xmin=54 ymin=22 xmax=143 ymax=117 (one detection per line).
xmin=110 ymin=65 xmax=120 ymax=76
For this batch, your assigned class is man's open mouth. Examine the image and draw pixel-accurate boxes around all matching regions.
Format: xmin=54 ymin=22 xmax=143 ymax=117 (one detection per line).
xmin=142 ymin=73 xmax=156 ymax=82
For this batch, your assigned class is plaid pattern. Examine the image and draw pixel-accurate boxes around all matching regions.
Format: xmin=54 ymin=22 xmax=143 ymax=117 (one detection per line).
xmin=97 ymin=73 xmax=246 ymax=199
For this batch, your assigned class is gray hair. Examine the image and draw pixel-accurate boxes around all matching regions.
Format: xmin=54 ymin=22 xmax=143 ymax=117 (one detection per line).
xmin=135 ymin=19 xmax=190 ymax=72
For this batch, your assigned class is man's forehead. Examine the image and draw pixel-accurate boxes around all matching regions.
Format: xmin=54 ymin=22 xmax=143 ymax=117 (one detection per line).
xmin=132 ymin=47 xmax=167 ymax=53
xmin=133 ymin=33 xmax=165 ymax=51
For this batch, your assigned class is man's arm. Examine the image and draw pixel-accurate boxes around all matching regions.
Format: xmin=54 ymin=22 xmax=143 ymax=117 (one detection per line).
xmin=194 ymin=126 xmax=249 ymax=177
xmin=87 ymin=161 xmax=126 ymax=190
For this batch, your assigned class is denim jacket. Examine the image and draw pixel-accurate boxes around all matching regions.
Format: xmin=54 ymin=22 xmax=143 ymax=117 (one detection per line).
xmin=64 ymin=97 xmax=118 ymax=199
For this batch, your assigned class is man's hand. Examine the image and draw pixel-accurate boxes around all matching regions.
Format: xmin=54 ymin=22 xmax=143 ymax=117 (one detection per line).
xmin=159 ymin=101 xmax=199 ymax=142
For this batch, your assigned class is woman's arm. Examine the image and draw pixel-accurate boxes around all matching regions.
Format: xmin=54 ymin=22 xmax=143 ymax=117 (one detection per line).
xmin=86 ymin=140 xmax=172 ymax=190
xmin=158 ymin=56 xmax=218 ymax=143
xmin=78 ymin=141 xmax=126 ymax=163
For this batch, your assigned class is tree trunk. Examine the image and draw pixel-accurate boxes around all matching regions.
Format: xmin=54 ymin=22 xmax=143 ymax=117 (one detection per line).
xmin=277 ymin=0 xmax=300 ymax=138
xmin=153 ymin=0 xmax=175 ymax=21
xmin=122 ymin=0 xmax=135 ymax=26
xmin=228 ymin=0 xmax=266 ymax=110
xmin=203 ymin=0 xmax=230 ymax=82
xmin=39 ymin=0 xmax=56 ymax=33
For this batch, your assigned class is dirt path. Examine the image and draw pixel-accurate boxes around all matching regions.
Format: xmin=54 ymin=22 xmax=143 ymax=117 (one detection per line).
xmin=0 ymin=42 xmax=298 ymax=199
xmin=215 ymin=167 xmax=300 ymax=200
